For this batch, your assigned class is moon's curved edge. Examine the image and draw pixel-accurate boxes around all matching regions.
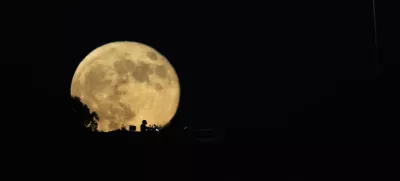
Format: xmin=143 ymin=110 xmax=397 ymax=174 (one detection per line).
xmin=70 ymin=41 xmax=181 ymax=132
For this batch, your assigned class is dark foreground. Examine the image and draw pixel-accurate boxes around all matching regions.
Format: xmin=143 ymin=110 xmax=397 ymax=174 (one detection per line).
xmin=83 ymin=131 xmax=193 ymax=144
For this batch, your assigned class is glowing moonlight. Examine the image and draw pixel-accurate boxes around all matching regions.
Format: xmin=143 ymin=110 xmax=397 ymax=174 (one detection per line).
xmin=71 ymin=41 xmax=180 ymax=132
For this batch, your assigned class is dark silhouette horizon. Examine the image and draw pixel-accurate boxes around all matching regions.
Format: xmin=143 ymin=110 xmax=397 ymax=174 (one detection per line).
xmin=70 ymin=96 xmax=99 ymax=132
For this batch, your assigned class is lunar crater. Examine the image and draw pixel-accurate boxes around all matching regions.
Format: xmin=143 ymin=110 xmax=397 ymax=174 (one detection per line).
xmin=155 ymin=65 xmax=168 ymax=78
xmin=154 ymin=83 xmax=163 ymax=91
xmin=131 ymin=62 xmax=151 ymax=82
xmin=113 ymin=59 xmax=136 ymax=76
xmin=147 ymin=51 xmax=158 ymax=61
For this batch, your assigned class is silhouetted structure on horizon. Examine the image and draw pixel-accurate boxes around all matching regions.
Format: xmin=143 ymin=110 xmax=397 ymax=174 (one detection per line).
xmin=65 ymin=97 xmax=192 ymax=143
xmin=129 ymin=125 xmax=136 ymax=132
xmin=140 ymin=120 xmax=160 ymax=132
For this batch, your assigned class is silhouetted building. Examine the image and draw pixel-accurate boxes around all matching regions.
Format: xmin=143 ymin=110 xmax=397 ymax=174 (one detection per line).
xmin=129 ymin=125 xmax=136 ymax=132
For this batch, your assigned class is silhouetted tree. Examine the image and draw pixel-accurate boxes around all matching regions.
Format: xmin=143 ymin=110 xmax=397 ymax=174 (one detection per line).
xmin=70 ymin=96 xmax=99 ymax=132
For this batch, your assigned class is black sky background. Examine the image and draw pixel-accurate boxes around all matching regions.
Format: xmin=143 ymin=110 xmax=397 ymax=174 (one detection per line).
xmin=2 ymin=1 xmax=397 ymax=144
xmin=0 ymin=1 xmax=399 ymax=180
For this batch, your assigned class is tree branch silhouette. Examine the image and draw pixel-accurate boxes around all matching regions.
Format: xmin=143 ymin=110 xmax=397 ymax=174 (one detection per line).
xmin=70 ymin=96 xmax=99 ymax=132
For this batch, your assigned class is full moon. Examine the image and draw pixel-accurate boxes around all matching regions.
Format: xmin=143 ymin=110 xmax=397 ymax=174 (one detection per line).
xmin=71 ymin=41 xmax=180 ymax=132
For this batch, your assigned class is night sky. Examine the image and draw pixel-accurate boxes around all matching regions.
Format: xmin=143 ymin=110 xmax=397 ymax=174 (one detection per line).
xmin=2 ymin=2 xmax=400 ymax=180
xmin=7 ymin=1 xmax=396 ymax=144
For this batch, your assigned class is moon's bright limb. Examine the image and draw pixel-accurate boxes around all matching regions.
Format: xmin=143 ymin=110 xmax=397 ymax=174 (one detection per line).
xmin=71 ymin=41 xmax=180 ymax=132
